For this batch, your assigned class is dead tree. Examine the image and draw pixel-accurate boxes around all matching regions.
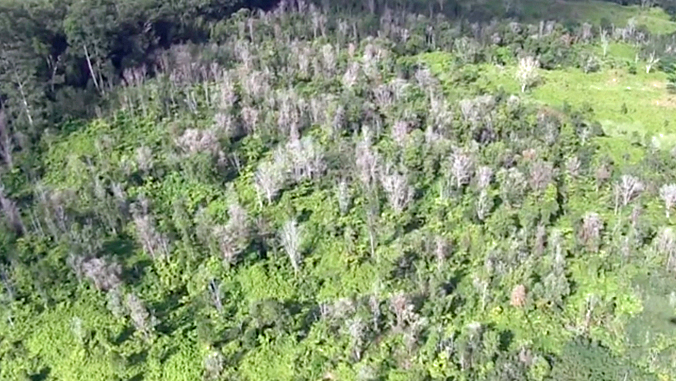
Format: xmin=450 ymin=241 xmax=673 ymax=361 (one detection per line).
xmin=450 ymin=151 xmax=474 ymax=189
xmin=380 ymin=165 xmax=414 ymax=213
xmin=280 ymin=219 xmax=303 ymax=274
xmin=579 ymin=212 xmax=603 ymax=252
xmin=613 ymin=175 xmax=643 ymax=214
xmin=660 ymin=184 xmax=676 ymax=218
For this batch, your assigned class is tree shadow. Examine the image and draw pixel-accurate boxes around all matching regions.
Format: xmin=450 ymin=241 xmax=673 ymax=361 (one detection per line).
xmin=390 ymin=251 xmax=418 ymax=281
xmin=442 ymin=269 xmax=466 ymax=296
xmin=160 ymin=346 xmax=179 ymax=363
xmin=113 ymin=326 xmax=135 ymax=345
xmin=128 ymin=373 xmax=145 ymax=381
xmin=29 ymin=367 xmax=51 ymax=381
xmin=128 ymin=350 xmax=148 ymax=367
xmin=123 ymin=258 xmax=153 ymax=286
xmin=153 ymin=286 xmax=189 ymax=335
xmin=499 ymin=330 xmax=514 ymax=352
xmin=102 ymin=235 xmax=135 ymax=259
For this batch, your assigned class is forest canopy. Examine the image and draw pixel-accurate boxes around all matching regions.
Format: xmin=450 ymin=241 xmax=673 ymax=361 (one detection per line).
xmin=2 ymin=0 xmax=676 ymax=380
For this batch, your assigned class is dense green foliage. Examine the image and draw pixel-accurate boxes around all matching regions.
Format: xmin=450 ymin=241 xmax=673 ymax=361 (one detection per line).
xmin=3 ymin=0 xmax=676 ymax=380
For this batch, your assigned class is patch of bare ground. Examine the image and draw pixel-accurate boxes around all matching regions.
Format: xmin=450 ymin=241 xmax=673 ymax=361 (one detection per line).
xmin=653 ymin=96 xmax=676 ymax=107
xmin=650 ymin=81 xmax=664 ymax=89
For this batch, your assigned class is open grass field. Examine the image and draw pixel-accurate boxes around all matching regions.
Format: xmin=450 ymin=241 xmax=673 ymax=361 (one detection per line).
xmin=471 ymin=0 xmax=676 ymax=34
xmin=520 ymin=0 xmax=676 ymax=34
xmin=420 ymin=44 xmax=676 ymax=162
xmin=460 ymin=0 xmax=676 ymax=33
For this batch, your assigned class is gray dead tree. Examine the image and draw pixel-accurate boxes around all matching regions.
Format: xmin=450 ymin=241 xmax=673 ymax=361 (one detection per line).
xmin=613 ymin=175 xmax=643 ymax=214
xmin=660 ymin=184 xmax=676 ymax=218
xmin=286 ymin=136 xmax=326 ymax=182
xmin=450 ymin=151 xmax=474 ymax=189
xmin=380 ymin=165 xmax=414 ymax=213
xmin=355 ymin=129 xmax=380 ymax=191
xmin=656 ymin=227 xmax=676 ymax=272
xmin=254 ymin=150 xmax=288 ymax=205
xmin=125 ymin=293 xmax=156 ymax=339
xmin=529 ymin=160 xmax=554 ymax=193
xmin=0 ymin=110 xmax=14 ymax=168
xmin=579 ymin=212 xmax=603 ymax=252
xmin=0 ymin=185 xmax=23 ymax=235
xmin=131 ymin=199 xmax=170 ymax=260
xmin=280 ymin=219 xmax=303 ymax=274
xmin=79 ymin=257 xmax=123 ymax=291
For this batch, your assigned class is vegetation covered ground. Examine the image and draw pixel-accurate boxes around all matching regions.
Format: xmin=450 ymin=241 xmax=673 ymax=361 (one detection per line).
xmin=3 ymin=0 xmax=676 ymax=380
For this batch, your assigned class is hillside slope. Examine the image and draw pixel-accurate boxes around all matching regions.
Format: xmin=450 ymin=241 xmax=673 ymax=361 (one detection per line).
xmin=1 ymin=1 xmax=676 ymax=380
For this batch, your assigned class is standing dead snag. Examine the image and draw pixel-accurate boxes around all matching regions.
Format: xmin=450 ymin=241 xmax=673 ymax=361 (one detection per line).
xmin=380 ymin=165 xmax=414 ymax=213
xmin=254 ymin=151 xmax=288 ymax=205
xmin=175 ymin=128 xmax=220 ymax=156
xmin=0 ymin=185 xmax=23 ymax=235
xmin=364 ymin=195 xmax=380 ymax=259
xmin=345 ymin=317 xmax=366 ymax=361
xmin=355 ymin=129 xmax=380 ymax=191
xmin=337 ymin=179 xmax=352 ymax=215
xmin=76 ymin=257 xmax=123 ymax=291
xmin=125 ymin=293 xmax=155 ymax=339
xmin=579 ymin=212 xmax=603 ymax=252
xmin=516 ymin=56 xmax=540 ymax=92
xmin=613 ymin=175 xmax=643 ymax=214
xmin=286 ymin=136 xmax=326 ymax=182
xmin=646 ymin=51 xmax=659 ymax=74
xmin=566 ymin=156 xmax=581 ymax=178
xmin=135 ymin=146 xmax=153 ymax=174
xmin=656 ymin=228 xmax=676 ymax=272
xmin=0 ymin=110 xmax=13 ymax=168
xmin=131 ymin=199 xmax=169 ymax=260
xmin=660 ymin=184 xmax=676 ymax=218
xmin=497 ymin=167 xmax=527 ymax=207
xmin=600 ymin=28 xmax=609 ymax=57
xmin=510 ymin=284 xmax=527 ymax=308
xmin=280 ymin=219 xmax=303 ymax=274
xmin=529 ymin=160 xmax=554 ymax=193
xmin=212 ymin=199 xmax=250 ymax=265
xmin=476 ymin=190 xmax=492 ymax=221
xmin=476 ymin=166 xmax=493 ymax=190
xmin=389 ymin=292 xmax=415 ymax=332
xmin=450 ymin=151 xmax=474 ymax=189
xmin=208 ymin=279 xmax=223 ymax=314
xmin=391 ymin=120 xmax=410 ymax=147
xmin=342 ymin=61 xmax=361 ymax=90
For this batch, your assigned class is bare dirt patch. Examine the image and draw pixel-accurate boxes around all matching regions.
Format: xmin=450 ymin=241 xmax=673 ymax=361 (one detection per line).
xmin=653 ymin=96 xmax=676 ymax=108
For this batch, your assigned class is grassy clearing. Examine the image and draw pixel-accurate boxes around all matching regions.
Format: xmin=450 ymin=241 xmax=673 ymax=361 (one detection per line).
xmin=518 ymin=0 xmax=676 ymax=34
xmin=420 ymin=49 xmax=676 ymax=154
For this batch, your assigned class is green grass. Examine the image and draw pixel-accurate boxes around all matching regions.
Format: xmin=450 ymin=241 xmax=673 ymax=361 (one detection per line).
xmin=519 ymin=0 xmax=676 ymax=34
xmin=593 ymin=42 xmax=639 ymax=62
xmin=420 ymin=50 xmax=676 ymax=151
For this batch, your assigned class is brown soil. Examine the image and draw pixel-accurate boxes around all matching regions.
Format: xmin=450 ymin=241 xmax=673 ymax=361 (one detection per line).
xmin=653 ymin=97 xmax=676 ymax=108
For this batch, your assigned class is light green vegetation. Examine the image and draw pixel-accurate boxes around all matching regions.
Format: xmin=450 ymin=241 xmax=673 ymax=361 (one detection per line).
xmin=459 ymin=0 xmax=676 ymax=34
xmin=494 ymin=65 xmax=673 ymax=140
xmin=3 ymin=0 xmax=676 ymax=380
xmin=521 ymin=0 xmax=676 ymax=34
xmin=421 ymin=46 xmax=676 ymax=160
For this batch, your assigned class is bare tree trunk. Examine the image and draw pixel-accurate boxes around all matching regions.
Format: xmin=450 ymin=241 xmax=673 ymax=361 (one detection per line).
xmin=365 ymin=198 xmax=379 ymax=260
xmin=83 ymin=45 xmax=101 ymax=93
xmin=47 ymin=55 xmax=61 ymax=93
xmin=208 ymin=279 xmax=223 ymax=313
xmin=11 ymin=70 xmax=34 ymax=129
xmin=0 ymin=110 xmax=13 ymax=168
